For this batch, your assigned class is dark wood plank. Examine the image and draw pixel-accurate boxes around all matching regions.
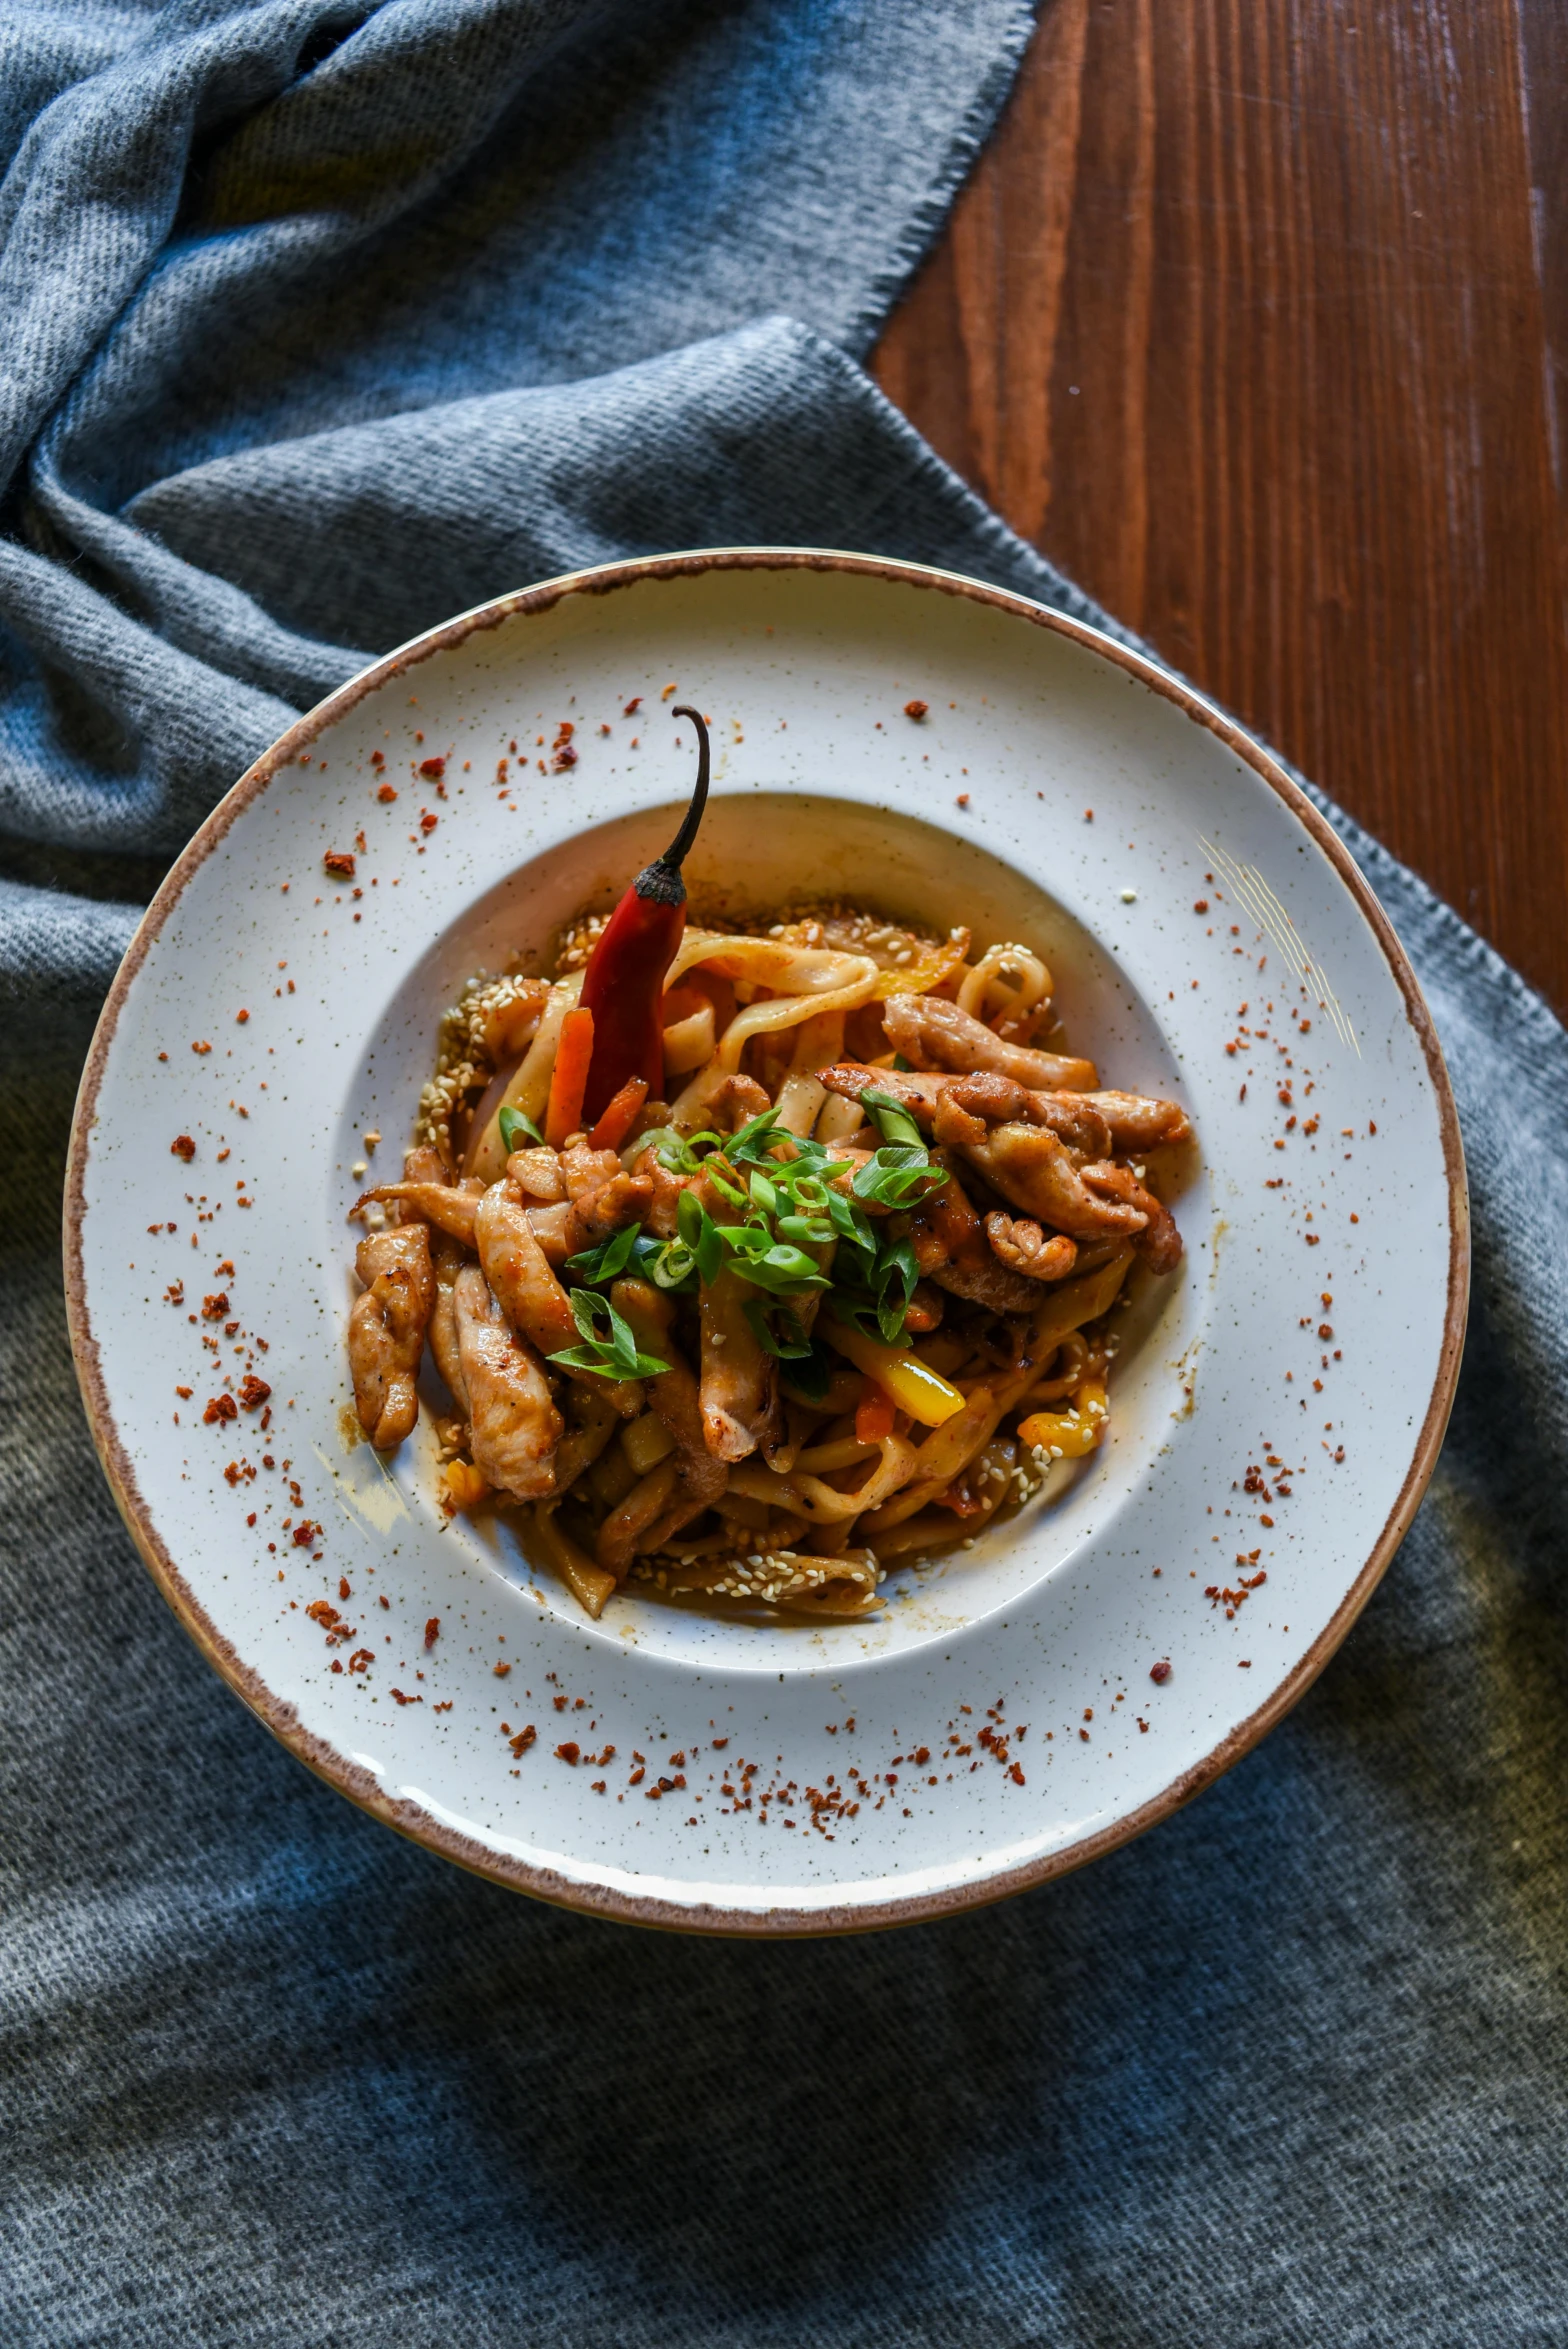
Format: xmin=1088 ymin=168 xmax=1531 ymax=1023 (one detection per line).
xmin=874 ymin=0 xmax=1568 ymax=1018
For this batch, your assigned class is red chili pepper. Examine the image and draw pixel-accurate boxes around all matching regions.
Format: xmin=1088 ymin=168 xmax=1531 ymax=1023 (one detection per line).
xmin=578 ymin=707 xmax=710 ymax=1123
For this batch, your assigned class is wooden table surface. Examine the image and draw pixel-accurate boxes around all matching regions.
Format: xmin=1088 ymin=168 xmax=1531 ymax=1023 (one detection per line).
xmin=872 ymin=0 xmax=1568 ymax=1019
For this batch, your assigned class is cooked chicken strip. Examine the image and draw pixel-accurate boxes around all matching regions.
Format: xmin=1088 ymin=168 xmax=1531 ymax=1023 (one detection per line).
xmin=452 ymin=1267 xmax=561 ymax=1500
xmin=562 ymin=1170 xmax=653 ymax=1257
xmin=475 ymin=1179 xmax=578 ymax=1354
xmin=348 ymin=1225 xmax=435 ymax=1449
xmin=388 ymin=1157 xmax=481 ymax=1408
xmin=472 ymin=1180 xmax=642 ymax=1415
xmin=1080 ymin=1161 xmax=1184 ymax=1273
xmin=428 ymin=1228 xmax=469 ymax=1408
xmin=699 ymin=1264 xmax=783 ymax=1463
xmin=985 ymin=1214 xmax=1080 ymax=1282
xmin=899 ymin=1157 xmax=1053 ymax=1313
xmin=403 ymin=1143 xmax=448 ymax=1188
xmin=1079 ymin=1089 xmax=1192 ymax=1148
xmin=357 ymin=1182 xmax=478 ymax=1245
xmin=932 ymin=1254 xmax=1055 ymax=1314
xmin=524 ymin=1202 xmax=571 ymax=1264
xmin=559 ymin=1142 xmax=627 ymax=1199
xmin=631 ymin=1144 xmax=688 ymax=1237
xmin=942 ymin=1074 xmax=1111 ymax=1156
xmin=818 ymin=1062 xmax=1111 ymax=1156
xmin=506 ymin=1146 xmax=567 ymax=1201
xmin=682 ymin=1167 xmax=785 ymax=1464
xmin=668 ymin=1061 xmax=772 ymax=1137
xmin=932 ymin=1107 xmax=1148 ymax=1243
xmin=882 ymin=992 xmax=1098 ymax=1091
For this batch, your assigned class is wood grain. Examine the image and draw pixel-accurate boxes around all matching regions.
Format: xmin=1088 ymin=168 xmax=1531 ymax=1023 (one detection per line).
xmin=874 ymin=0 xmax=1568 ymax=1017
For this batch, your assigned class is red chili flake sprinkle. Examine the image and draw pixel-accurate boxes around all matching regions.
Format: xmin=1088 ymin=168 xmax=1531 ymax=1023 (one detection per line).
xmin=203 ymin=1394 xmax=238 ymax=1424
xmin=191 ymin=1040 xmax=212 ymax=1055
xmin=418 ymin=810 xmax=438 ymax=833
xmin=236 ymin=1009 xmax=250 ymax=1024
xmin=292 ymin=1520 xmax=318 ymax=1548
xmin=1318 ymin=1322 xmax=1334 ymax=1340
xmin=628 ymin=1766 xmax=645 ymax=1786
xmin=376 ymin=782 xmax=397 ymax=802
xmin=238 ymin=1375 xmax=271 ymax=1409
xmin=493 ymin=1661 xmax=511 ymax=1678
xmin=711 ymin=1735 xmax=728 ymax=1749
xmin=338 ymin=1576 xmax=351 ymax=1600
xmin=1149 ymin=1658 xmax=1172 ymax=1683
xmin=623 ymin=697 xmax=641 ymax=715
xmin=1078 ymin=1728 xmax=1090 ymax=1742
xmin=551 ymin=745 xmax=577 ymax=771
xmin=347 ymin=1648 xmax=374 ymax=1674
xmin=323 ymin=851 xmax=356 ymax=878
xmin=201 ymin=1292 xmax=230 ymax=1320
xmin=904 ymin=699 xmax=928 ymax=721
xmin=555 ymin=1742 xmax=580 ymax=1763
xmin=418 ymin=756 xmax=445 ymax=779
xmin=1193 ymin=899 xmax=1209 ymax=913
xmin=509 ymin=1726 xmax=537 ymax=1757
xmin=1009 ymin=1763 xmax=1026 ymax=1785
xmin=370 ymin=749 xmax=385 ymax=766
xmin=391 ymin=1688 xmax=423 ymax=1706
xmin=424 ymin=1616 xmax=440 ymax=1649
xmin=171 ymin=1134 xmax=196 ymax=1161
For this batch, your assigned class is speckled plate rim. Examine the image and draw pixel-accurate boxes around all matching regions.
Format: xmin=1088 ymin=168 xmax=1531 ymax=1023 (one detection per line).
xmin=64 ymin=547 xmax=1469 ymax=1936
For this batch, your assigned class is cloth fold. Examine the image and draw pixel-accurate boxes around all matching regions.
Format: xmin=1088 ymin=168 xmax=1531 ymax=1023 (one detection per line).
xmin=3 ymin=3 xmax=1566 ymax=2342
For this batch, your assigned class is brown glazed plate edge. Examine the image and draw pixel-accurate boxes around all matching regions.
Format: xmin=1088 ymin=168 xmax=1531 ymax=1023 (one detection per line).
xmin=62 ymin=547 xmax=1470 ymax=1937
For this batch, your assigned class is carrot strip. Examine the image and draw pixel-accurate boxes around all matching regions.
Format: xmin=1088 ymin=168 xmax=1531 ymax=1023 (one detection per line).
xmin=587 ymin=1075 xmax=649 ymax=1152
xmin=544 ymin=1006 xmax=595 ymax=1148
xmin=854 ymin=1382 xmax=896 ymax=1446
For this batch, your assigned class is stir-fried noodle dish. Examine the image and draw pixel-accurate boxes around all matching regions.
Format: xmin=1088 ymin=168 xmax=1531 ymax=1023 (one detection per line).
xmin=347 ymin=710 xmax=1190 ymax=1621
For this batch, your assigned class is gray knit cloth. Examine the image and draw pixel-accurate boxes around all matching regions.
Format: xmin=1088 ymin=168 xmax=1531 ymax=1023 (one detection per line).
xmin=3 ymin=5 xmax=1564 ymax=2342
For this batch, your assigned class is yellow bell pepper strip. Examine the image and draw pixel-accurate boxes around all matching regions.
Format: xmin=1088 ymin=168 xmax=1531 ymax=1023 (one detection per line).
xmin=820 ymin=1315 xmax=966 ymax=1426
xmin=1017 ymin=1379 xmax=1108 ymax=1460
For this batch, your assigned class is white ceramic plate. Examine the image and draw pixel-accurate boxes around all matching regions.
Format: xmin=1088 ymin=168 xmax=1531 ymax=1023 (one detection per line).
xmin=67 ymin=551 xmax=1466 ymax=1933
